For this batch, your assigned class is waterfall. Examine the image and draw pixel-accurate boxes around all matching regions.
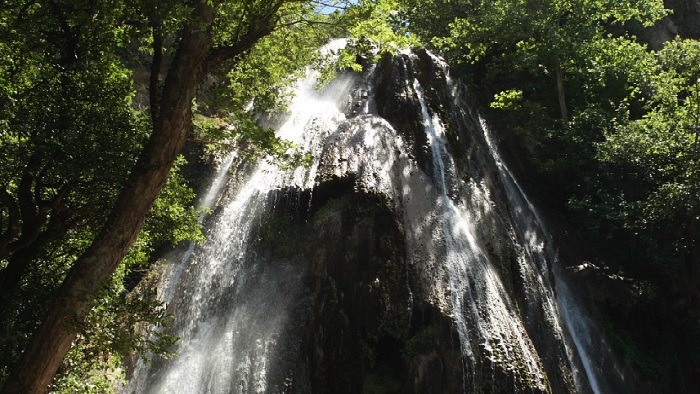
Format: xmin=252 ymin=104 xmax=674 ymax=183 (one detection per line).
xmin=125 ymin=46 xmax=617 ymax=393
xmin=478 ymin=116 xmax=607 ymax=394
xmin=409 ymin=72 xmax=547 ymax=390
xmin=126 ymin=45 xmax=356 ymax=393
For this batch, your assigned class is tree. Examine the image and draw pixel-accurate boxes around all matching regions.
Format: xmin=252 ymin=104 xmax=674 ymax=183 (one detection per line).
xmin=0 ymin=0 xmax=355 ymax=392
xmin=593 ymin=38 xmax=700 ymax=295
xmin=0 ymin=7 xmax=170 ymax=386
xmin=0 ymin=1 xmax=205 ymax=387
xmin=0 ymin=0 xmax=143 ymax=292
xmin=400 ymin=0 xmax=667 ymax=121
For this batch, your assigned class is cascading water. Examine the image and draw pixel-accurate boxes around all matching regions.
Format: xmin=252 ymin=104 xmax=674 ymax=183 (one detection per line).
xmin=125 ymin=45 xmax=621 ymax=393
xmin=478 ymin=116 xmax=606 ymax=394
xmin=406 ymin=71 xmax=547 ymax=390
xmin=126 ymin=44 xmax=357 ymax=393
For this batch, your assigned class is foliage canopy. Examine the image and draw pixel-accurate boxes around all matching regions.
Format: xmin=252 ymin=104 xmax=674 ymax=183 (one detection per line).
xmin=2 ymin=0 xmax=700 ymax=391
xmin=0 ymin=0 xmax=365 ymax=391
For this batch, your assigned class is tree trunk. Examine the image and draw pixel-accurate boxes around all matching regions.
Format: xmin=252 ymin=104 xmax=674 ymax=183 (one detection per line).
xmin=556 ymin=64 xmax=568 ymax=123
xmin=0 ymin=233 xmax=45 ymax=293
xmin=1 ymin=0 xmax=289 ymax=389
xmin=0 ymin=3 xmax=216 ymax=392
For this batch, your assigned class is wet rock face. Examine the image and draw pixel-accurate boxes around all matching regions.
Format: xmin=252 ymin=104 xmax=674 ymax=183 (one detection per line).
xmin=250 ymin=47 xmax=577 ymax=393
xmin=259 ymin=177 xmax=464 ymax=393
xmin=665 ymin=0 xmax=700 ymax=38
xmin=373 ymin=52 xmax=560 ymax=393
xmin=133 ymin=46 xmax=645 ymax=394
xmin=304 ymin=186 xmax=409 ymax=393
xmin=561 ymin=263 xmax=675 ymax=394
xmin=642 ymin=1 xmax=700 ymax=49
xmin=374 ymin=53 xmax=431 ymax=174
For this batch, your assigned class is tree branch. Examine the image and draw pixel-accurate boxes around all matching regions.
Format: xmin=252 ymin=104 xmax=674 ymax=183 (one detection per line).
xmin=204 ymin=0 xmax=288 ymax=70
xmin=16 ymin=157 xmax=40 ymax=235
xmin=0 ymin=188 xmax=21 ymax=259
xmin=205 ymin=25 xmax=276 ymax=71
xmin=0 ymin=1 xmax=218 ymax=390
xmin=150 ymin=20 xmax=164 ymax=124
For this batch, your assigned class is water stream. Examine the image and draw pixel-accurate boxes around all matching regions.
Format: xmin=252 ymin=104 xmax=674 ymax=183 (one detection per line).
xmin=125 ymin=47 xmax=611 ymax=393
xmin=126 ymin=54 xmax=355 ymax=394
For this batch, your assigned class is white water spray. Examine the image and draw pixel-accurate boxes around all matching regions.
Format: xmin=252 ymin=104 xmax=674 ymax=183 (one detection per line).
xmin=125 ymin=42 xmax=355 ymax=393
xmin=126 ymin=45 xmax=616 ymax=394
xmin=410 ymin=72 xmax=547 ymax=388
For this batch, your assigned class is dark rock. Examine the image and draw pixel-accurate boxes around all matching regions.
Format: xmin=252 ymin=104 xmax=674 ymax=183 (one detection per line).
xmin=374 ymin=53 xmax=431 ymax=175
xmin=256 ymin=176 xmax=466 ymax=393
